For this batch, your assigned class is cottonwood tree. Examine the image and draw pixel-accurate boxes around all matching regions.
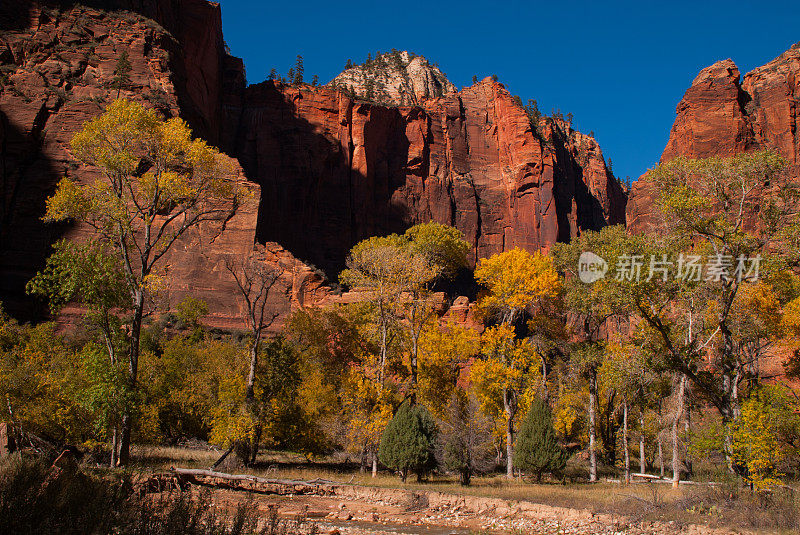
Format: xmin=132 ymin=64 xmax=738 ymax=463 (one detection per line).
xmin=631 ymin=149 xmax=796 ymax=472
xmin=401 ymin=223 xmax=469 ymax=394
xmin=472 ymin=248 xmax=560 ymax=478
xmin=418 ymin=321 xmax=479 ymax=418
xmin=41 ymin=99 xmax=242 ymax=465
xmin=340 ymin=234 xmax=413 ymax=387
xmin=471 ymin=324 xmax=541 ymax=479
xmin=341 ymin=223 xmax=469 ymax=395
xmin=551 ymin=226 xmax=634 ymax=481
xmin=27 ymin=241 xmax=129 ymax=465
xmin=223 ymin=249 xmax=280 ymax=464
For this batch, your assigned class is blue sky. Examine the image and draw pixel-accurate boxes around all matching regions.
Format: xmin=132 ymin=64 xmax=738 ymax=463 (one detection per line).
xmin=219 ymin=0 xmax=800 ymax=184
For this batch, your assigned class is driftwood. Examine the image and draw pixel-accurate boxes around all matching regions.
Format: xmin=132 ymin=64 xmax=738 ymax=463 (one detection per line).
xmin=169 ymin=468 xmax=341 ymax=496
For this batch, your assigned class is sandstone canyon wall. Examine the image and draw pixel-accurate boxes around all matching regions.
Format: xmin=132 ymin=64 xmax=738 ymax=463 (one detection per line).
xmin=0 ymin=0 xmax=625 ymax=328
xmin=224 ymin=78 xmax=627 ymax=278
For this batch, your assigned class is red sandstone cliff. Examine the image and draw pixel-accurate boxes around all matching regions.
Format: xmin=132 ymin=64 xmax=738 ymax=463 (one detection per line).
xmin=0 ymin=1 xmax=329 ymax=328
xmin=0 ymin=0 xmax=625 ymax=328
xmin=627 ymin=43 xmax=800 ymax=230
xmin=224 ymin=77 xmax=626 ymax=277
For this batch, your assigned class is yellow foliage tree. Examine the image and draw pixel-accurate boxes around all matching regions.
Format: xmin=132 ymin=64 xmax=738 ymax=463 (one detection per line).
xmin=731 ymin=386 xmax=800 ymax=491
xmin=418 ymin=322 xmax=479 ymax=419
xmin=470 ymin=324 xmax=541 ymax=477
xmin=39 ymin=99 xmax=243 ymax=465
xmin=474 ymin=248 xmax=560 ymax=324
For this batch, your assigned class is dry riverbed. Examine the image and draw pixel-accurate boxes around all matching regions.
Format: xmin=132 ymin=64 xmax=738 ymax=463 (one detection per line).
xmin=169 ymin=473 xmax=743 ymax=535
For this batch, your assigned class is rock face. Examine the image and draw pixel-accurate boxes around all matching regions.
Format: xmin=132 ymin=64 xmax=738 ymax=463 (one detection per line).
xmin=0 ymin=1 xmax=625 ymax=328
xmin=329 ymin=51 xmax=456 ymax=106
xmin=0 ymin=1 xmax=328 ymax=327
xmin=627 ymin=43 xmax=800 ymax=230
xmin=224 ymin=77 xmax=626 ymax=277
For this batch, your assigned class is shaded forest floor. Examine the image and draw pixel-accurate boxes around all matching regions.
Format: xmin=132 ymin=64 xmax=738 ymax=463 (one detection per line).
xmin=129 ymin=445 xmax=799 ymax=534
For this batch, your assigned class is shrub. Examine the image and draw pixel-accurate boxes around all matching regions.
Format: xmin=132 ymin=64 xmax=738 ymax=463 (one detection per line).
xmin=0 ymin=454 xmax=320 ymax=534
xmin=379 ymin=401 xmax=438 ymax=482
xmin=513 ymin=398 xmax=568 ymax=482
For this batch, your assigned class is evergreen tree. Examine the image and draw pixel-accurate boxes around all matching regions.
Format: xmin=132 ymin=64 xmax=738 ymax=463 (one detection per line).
xmin=294 ymin=55 xmax=304 ymax=84
xmin=364 ymin=78 xmax=376 ymax=101
xmin=524 ymin=99 xmax=541 ymax=126
xmin=491 ymin=74 xmax=498 ymax=82
xmin=287 ymin=68 xmax=295 ymax=85
xmin=345 ymin=59 xmax=353 ymax=70
xmin=378 ymin=402 xmax=438 ymax=482
xmin=268 ymin=68 xmax=277 ymax=81
xmin=311 ymin=74 xmax=319 ymax=87
xmin=110 ymin=50 xmax=132 ymax=98
xmin=513 ymin=398 xmax=568 ymax=482
xmin=472 ymin=75 xmax=478 ymax=84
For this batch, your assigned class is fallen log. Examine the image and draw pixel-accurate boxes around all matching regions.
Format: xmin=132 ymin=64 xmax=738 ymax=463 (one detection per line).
xmin=169 ymin=467 xmax=339 ymax=495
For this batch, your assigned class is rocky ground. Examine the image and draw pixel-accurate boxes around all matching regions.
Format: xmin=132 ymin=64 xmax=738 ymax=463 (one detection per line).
xmin=175 ymin=473 xmax=742 ymax=535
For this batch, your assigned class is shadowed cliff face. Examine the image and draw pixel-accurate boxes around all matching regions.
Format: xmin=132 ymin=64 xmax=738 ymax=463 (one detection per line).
xmin=627 ymin=43 xmax=800 ymax=231
xmin=0 ymin=1 xmax=329 ymax=327
xmin=223 ymin=76 xmax=627 ymax=279
xmin=0 ymin=0 xmax=625 ymax=327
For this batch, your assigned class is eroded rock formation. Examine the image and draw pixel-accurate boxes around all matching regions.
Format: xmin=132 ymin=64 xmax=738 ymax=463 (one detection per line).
xmin=627 ymin=43 xmax=800 ymax=230
xmin=329 ymin=51 xmax=456 ymax=106
xmin=224 ymin=77 xmax=626 ymax=277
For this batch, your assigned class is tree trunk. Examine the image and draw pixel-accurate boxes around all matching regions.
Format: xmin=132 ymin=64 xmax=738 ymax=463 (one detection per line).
xmin=684 ymin=391 xmax=692 ymax=476
xmin=249 ymin=423 xmax=262 ymax=466
xmin=503 ymin=388 xmax=515 ymax=478
xmin=118 ymin=290 xmax=145 ymax=466
xmin=588 ymin=372 xmax=598 ymax=482
xmin=672 ymin=375 xmax=685 ymax=486
xmin=639 ymin=411 xmax=646 ymax=475
xmin=110 ymin=427 xmax=118 ymax=468
xmin=658 ymin=432 xmax=664 ymax=478
xmin=540 ymin=354 xmax=549 ymax=404
xmin=360 ymin=443 xmax=368 ymax=473
xmin=246 ymin=340 xmax=259 ymax=399
xmin=623 ymin=401 xmax=630 ymax=484
xmin=410 ymin=332 xmax=418 ymax=398
xmin=379 ymin=308 xmax=387 ymax=386
xmin=371 ymin=449 xmax=378 ymax=478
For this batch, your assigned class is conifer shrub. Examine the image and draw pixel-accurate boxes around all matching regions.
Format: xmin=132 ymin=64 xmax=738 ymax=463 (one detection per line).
xmin=513 ymin=398 xmax=568 ymax=482
xmin=378 ymin=401 xmax=438 ymax=482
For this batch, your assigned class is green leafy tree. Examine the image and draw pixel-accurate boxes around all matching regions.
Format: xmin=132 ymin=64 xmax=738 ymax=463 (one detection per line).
xmin=379 ymin=401 xmax=438 ymax=482
xmin=551 ymin=225 xmax=637 ymax=481
xmin=513 ymin=398 xmax=568 ymax=482
xmin=633 ymin=149 xmax=795 ymax=473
